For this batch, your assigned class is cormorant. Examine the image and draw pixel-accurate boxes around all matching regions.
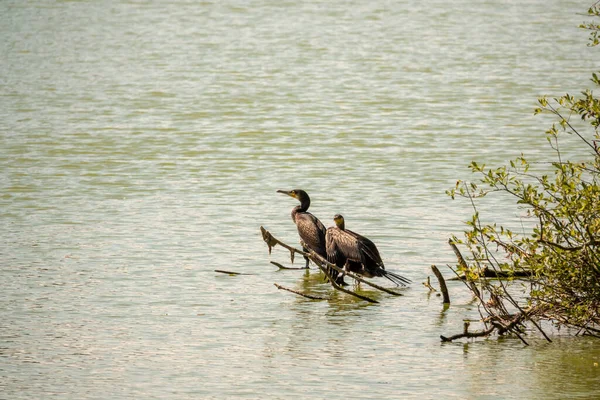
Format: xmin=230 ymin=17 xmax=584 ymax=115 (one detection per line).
xmin=277 ymin=189 xmax=327 ymax=268
xmin=326 ymin=214 xmax=410 ymax=286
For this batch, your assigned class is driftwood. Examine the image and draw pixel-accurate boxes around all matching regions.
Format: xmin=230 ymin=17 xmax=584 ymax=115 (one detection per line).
xmin=260 ymin=226 xmax=405 ymax=303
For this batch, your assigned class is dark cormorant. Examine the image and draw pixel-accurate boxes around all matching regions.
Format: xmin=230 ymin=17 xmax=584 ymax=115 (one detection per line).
xmin=326 ymin=214 xmax=410 ymax=286
xmin=277 ymin=189 xmax=327 ymax=268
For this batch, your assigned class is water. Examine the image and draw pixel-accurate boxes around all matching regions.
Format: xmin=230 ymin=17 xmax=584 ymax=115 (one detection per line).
xmin=1 ymin=1 xmax=599 ymax=398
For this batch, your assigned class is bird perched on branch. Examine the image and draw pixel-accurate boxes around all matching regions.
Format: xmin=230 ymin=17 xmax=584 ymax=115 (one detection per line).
xmin=326 ymin=214 xmax=410 ymax=286
xmin=277 ymin=189 xmax=327 ymax=268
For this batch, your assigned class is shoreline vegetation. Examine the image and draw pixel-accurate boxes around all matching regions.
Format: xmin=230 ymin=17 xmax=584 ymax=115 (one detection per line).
xmin=443 ymin=4 xmax=600 ymax=343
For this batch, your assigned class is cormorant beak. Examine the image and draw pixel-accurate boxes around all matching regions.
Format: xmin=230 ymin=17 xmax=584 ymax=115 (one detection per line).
xmin=277 ymin=190 xmax=295 ymax=198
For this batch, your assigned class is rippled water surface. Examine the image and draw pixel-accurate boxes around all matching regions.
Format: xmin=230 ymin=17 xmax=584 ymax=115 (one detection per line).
xmin=1 ymin=1 xmax=599 ymax=399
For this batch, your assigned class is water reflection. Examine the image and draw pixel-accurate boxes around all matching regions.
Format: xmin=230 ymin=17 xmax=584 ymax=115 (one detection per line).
xmin=456 ymin=338 xmax=600 ymax=398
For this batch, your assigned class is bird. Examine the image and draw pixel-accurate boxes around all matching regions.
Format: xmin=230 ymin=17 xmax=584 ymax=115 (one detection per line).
xmin=277 ymin=189 xmax=327 ymax=268
xmin=325 ymin=214 xmax=410 ymax=286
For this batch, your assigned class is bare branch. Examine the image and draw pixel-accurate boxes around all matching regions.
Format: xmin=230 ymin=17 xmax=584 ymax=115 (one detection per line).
xmin=261 ymin=226 xmax=383 ymax=303
xmin=431 ymin=265 xmax=450 ymax=304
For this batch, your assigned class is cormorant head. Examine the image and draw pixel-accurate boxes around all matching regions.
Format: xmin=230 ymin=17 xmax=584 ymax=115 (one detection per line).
xmin=333 ymin=214 xmax=345 ymax=230
xmin=277 ymin=189 xmax=310 ymax=204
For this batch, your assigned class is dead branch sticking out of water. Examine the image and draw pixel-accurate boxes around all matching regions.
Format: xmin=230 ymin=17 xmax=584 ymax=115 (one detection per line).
xmin=422 ymin=276 xmax=437 ymax=292
xmin=273 ymin=283 xmax=329 ymax=300
xmin=260 ymin=226 xmax=405 ymax=303
xmin=431 ymin=265 xmax=450 ymax=304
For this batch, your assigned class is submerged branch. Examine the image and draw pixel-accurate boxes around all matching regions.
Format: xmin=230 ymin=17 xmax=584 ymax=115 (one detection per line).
xmin=270 ymin=261 xmax=308 ymax=270
xmin=441 ymin=312 xmax=530 ymax=345
xmin=214 ymin=269 xmax=254 ymax=275
xmin=273 ymin=283 xmax=329 ymax=300
xmin=441 ymin=322 xmax=495 ymax=342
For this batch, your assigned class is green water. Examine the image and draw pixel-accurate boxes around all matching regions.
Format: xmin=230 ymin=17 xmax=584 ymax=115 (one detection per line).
xmin=1 ymin=1 xmax=599 ymax=398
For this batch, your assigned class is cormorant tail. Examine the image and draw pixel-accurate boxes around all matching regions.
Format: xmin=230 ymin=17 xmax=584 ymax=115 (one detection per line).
xmin=380 ymin=269 xmax=411 ymax=286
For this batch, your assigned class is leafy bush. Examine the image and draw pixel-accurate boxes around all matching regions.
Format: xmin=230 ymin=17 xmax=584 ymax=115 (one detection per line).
xmin=448 ymin=6 xmax=600 ymax=335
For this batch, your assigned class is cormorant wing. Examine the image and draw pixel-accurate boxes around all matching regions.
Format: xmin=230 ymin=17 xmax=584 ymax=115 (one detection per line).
xmin=326 ymin=227 xmax=341 ymax=265
xmin=346 ymin=229 xmax=384 ymax=269
xmin=327 ymin=227 xmax=363 ymax=263
xmin=295 ymin=212 xmax=327 ymax=256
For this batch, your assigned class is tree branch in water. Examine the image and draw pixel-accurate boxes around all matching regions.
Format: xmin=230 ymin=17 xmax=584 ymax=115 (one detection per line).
xmin=431 ymin=265 xmax=450 ymax=304
xmin=260 ymin=226 xmax=405 ymax=303
xmin=273 ymin=283 xmax=329 ymax=300
xmin=270 ymin=261 xmax=307 ymax=270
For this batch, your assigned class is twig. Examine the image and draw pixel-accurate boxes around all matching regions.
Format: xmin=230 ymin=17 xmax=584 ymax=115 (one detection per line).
xmin=273 ymin=283 xmax=329 ymax=300
xmin=423 ymin=276 xmax=437 ymax=291
xmin=431 ymin=265 xmax=450 ymax=304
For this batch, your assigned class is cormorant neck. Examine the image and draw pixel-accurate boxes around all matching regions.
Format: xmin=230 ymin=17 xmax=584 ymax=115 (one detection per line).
xmin=337 ymin=220 xmax=345 ymax=230
xmin=298 ymin=196 xmax=310 ymax=212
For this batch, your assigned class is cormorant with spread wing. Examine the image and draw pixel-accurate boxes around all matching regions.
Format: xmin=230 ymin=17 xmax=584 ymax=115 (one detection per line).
xmin=326 ymin=214 xmax=410 ymax=286
xmin=277 ymin=189 xmax=327 ymax=268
